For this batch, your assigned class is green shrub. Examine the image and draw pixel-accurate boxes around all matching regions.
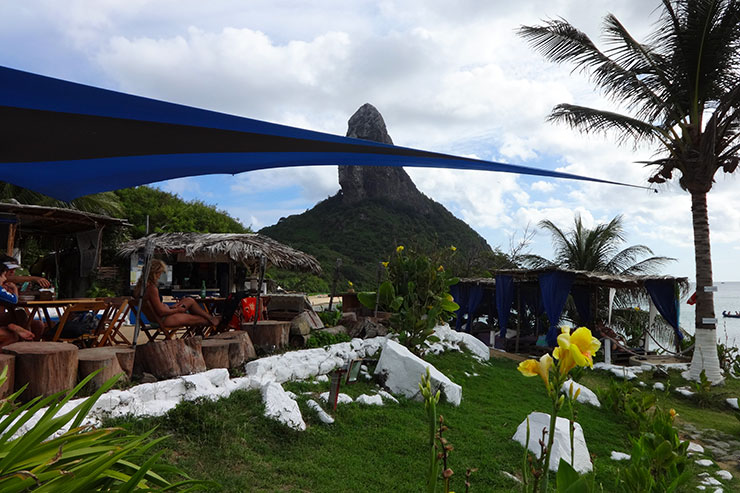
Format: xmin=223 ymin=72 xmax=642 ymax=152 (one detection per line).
xmin=317 ymin=309 xmax=342 ymax=327
xmin=306 ymin=330 xmax=351 ymax=348
xmin=359 ymin=246 xmax=459 ymax=355
xmin=617 ymin=408 xmax=690 ymax=492
xmin=0 ymin=368 xmax=211 ymax=491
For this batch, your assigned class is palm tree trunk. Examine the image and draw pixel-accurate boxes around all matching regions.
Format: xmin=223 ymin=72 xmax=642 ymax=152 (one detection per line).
xmin=687 ymin=191 xmax=723 ymax=383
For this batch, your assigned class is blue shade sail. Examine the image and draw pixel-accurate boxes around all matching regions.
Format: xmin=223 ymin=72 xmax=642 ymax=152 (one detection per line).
xmin=0 ymin=66 xmax=648 ymax=201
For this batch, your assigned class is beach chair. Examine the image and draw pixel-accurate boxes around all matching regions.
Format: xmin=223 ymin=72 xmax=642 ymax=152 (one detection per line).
xmin=128 ymin=298 xmax=213 ymax=341
xmin=94 ymin=297 xmax=132 ymax=346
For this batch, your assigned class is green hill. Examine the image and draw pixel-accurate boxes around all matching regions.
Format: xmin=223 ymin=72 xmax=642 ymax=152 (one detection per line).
xmin=260 ymin=191 xmax=502 ymax=290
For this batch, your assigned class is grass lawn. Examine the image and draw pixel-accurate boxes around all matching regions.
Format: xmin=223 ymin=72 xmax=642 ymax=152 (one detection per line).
xmin=109 ymin=351 xmax=740 ymax=492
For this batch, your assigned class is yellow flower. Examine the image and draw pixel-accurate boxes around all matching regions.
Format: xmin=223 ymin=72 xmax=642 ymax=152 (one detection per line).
xmin=437 ymin=265 xmax=444 ymax=272
xmin=517 ymin=353 xmax=553 ymax=387
xmin=669 ymin=408 xmax=677 ymax=420
xmin=381 ymin=261 xmax=389 ymax=268
xmin=396 ymin=245 xmax=404 ymax=252
xmin=450 ymin=245 xmax=457 ymax=251
xmin=553 ymin=326 xmax=601 ymax=374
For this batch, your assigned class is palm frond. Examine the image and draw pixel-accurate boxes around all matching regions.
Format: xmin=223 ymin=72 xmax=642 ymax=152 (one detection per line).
xmin=548 ymin=104 xmax=661 ymax=146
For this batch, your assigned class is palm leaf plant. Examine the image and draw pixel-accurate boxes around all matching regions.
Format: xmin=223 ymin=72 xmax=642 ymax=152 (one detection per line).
xmin=0 ymin=367 xmax=211 ymax=491
xmin=519 ymin=0 xmax=740 ymax=382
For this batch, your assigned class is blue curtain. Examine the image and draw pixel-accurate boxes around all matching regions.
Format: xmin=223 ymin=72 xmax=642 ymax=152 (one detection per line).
xmin=495 ymin=275 xmax=515 ymax=337
xmin=645 ymin=279 xmax=683 ymax=341
xmin=450 ymin=283 xmax=485 ymax=332
xmin=571 ymin=285 xmax=592 ymax=326
xmin=540 ymin=271 xmax=575 ymax=346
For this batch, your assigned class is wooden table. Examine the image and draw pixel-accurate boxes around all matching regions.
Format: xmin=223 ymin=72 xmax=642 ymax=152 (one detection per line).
xmin=17 ymin=298 xmax=109 ymax=343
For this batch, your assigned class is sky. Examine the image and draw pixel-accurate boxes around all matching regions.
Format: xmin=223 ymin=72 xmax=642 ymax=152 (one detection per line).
xmin=2 ymin=0 xmax=739 ymax=281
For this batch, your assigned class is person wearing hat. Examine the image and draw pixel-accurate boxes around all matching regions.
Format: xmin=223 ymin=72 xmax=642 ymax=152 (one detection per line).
xmin=0 ymin=255 xmax=51 ymax=289
xmin=0 ymin=263 xmax=34 ymax=347
xmin=0 ymin=255 xmax=48 ymax=339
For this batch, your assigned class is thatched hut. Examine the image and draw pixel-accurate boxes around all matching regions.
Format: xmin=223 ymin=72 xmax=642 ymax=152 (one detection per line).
xmin=118 ymin=233 xmax=321 ymax=296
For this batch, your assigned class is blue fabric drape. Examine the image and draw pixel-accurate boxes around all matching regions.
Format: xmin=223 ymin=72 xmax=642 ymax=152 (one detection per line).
xmin=450 ymin=283 xmax=485 ymax=332
xmin=571 ymin=285 xmax=592 ymax=326
xmin=495 ymin=275 xmax=515 ymax=337
xmin=465 ymin=285 xmax=485 ymax=333
xmin=539 ymin=271 xmax=575 ymax=346
xmin=645 ymin=279 xmax=683 ymax=340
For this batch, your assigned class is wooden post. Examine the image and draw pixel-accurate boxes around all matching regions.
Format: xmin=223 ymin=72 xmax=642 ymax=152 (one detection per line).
xmin=373 ymin=262 xmax=383 ymax=318
xmin=515 ymin=285 xmax=521 ymax=354
xmin=6 ymin=223 xmax=16 ymax=255
xmin=327 ymin=258 xmax=342 ymax=312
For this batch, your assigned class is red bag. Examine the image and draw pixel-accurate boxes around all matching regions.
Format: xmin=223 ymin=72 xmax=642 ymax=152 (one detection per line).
xmin=229 ymin=296 xmax=264 ymax=328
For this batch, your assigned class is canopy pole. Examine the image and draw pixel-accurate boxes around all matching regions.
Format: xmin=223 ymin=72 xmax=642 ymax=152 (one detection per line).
xmin=252 ymin=255 xmax=266 ymax=332
xmin=133 ymin=238 xmax=155 ymax=349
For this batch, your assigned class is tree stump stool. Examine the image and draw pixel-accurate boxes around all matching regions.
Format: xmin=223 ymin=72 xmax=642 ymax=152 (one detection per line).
xmin=77 ymin=348 xmax=126 ymax=392
xmin=134 ymin=337 xmax=206 ymax=380
xmin=0 ymin=354 xmax=15 ymax=398
xmin=200 ymin=339 xmax=231 ymax=369
xmin=3 ymin=342 xmax=78 ymax=401
xmin=106 ymin=346 xmax=136 ymax=378
xmin=211 ymin=330 xmax=257 ymax=367
xmin=242 ymin=321 xmax=290 ymax=351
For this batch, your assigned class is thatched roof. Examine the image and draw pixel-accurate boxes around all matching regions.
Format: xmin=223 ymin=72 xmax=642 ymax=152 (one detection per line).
xmin=460 ymin=267 xmax=689 ymax=291
xmin=0 ymin=202 xmax=130 ymax=234
xmin=118 ymin=233 xmax=322 ymax=274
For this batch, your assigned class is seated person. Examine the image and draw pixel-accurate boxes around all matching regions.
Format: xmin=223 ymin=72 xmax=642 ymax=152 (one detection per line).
xmin=134 ymin=259 xmax=220 ymax=328
xmin=0 ymin=264 xmax=34 ymax=347
xmin=0 ymin=256 xmax=48 ymax=339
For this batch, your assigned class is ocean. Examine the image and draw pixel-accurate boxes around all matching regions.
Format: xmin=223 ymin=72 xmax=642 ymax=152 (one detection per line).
xmin=680 ymin=281 xmax=740 ymax=347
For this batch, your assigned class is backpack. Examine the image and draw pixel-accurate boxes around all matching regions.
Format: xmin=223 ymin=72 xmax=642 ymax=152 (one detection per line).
xmin=60 ymin=311 xmax=99 ymax=338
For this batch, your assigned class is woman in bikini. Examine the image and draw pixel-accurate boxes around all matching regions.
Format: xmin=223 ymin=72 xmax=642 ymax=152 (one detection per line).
xmin=135 ymin=259 xmax=220 ymax=328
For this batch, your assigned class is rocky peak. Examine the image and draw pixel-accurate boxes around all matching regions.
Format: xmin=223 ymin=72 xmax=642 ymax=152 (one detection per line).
xmin=338 ymin=103 xmax=423 ymax=206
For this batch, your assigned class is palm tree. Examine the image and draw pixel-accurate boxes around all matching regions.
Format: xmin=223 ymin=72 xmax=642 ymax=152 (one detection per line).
xmin=523 ymin=214 xmax=673 ymax=275
xmin=0 ymin=182 xmax=123 ymax=216
xmin=519 ymin=0 xmax=740 ymax=383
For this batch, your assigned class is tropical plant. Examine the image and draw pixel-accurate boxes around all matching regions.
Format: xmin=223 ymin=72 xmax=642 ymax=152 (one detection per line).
xmin=360 ymin=246 xmax=459 ymax=355
xmin=522 ymin=215 xmax=672 ymax=275
xmin=0 ymin=367 xmax=210 ymax=490
xmin=517 ymin=326 xmax=601 ymax=492
xmin=518 ymin=0 xmax=740 ymax=383
xmin=617 ymin=408 xmax=690 ymax=493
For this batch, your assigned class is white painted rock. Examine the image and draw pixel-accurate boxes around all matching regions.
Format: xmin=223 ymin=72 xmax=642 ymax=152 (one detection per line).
xmin=716 ymin=470 xmax=733 ymax=480
xmin=696 ymin=459 xmax=714 ymax=467
xmin=562 ymin=380 xmax=600 ymax=408
xmin=653 ymin=382 xmax=665 ymax=391
xmin=306 ymin=399 xmax=334 ymax=424
xmin=424 ymin=324 xmax=489 ymax=361
xmin=319 ymin=392 xmax=353 ymax=405
xmin=688 ymin=442 xmax=705 ymax=454
xmin=512 ymin=412 xmax=592 ymax=473
xmin=726 ymin=397 xmax=738 ymax=410
xmin=701 ymin=477 xmax=722 ymax=486
xmin=374 ymin=340 xmax=462 ymax=406
xmin=315 ymin=375 xmax=329 ymax=383
xmin=377 ymin=390 xmax=399 ymax=403
xmin=260 ymin=382 xmax=305 ymax=431
xmin=675 ymin=387 xmax=695 ymax=397
xmin=610 ymin=451 xmax=630 ymax=461
xmin=356 ymin=394 xmax=384 ymax=406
